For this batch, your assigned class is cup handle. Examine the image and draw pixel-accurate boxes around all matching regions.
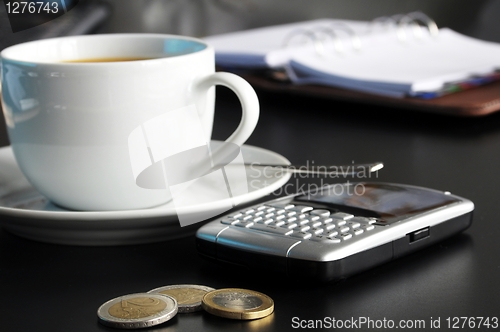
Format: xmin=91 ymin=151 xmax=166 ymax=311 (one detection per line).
xmin=195 ymin=72 xmax=259 ymax=147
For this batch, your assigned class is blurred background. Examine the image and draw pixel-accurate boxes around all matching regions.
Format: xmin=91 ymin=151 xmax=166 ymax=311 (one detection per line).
xmin=1 ymin=0 xmax=500 ymax=50
xmin=103 ymin=0 xmax=500 ymax=42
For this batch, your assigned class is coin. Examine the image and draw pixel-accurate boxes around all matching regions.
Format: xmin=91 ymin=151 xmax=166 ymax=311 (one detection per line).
xmin=202 ymin=288 xmax=274 ymax=320
xmin=147 ymin=284 xmax=215 ymax=313
xmin=97 ymin=293 xmax=178 ymax=329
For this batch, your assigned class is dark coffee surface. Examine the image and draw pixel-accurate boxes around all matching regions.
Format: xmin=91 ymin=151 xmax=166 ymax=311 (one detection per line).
xmin=63 ymin=57 xmax=155 ymax=63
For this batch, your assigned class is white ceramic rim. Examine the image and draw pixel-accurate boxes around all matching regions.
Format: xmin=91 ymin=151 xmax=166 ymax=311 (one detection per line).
xmin=0 ymin=33 xmax=212 ymax=66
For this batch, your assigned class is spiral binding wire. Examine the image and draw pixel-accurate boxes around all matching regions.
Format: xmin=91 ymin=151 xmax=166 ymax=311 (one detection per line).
xmin=402 ymin=12 xmax=439 ymax=38
xmin=396 ymin=13 xmax=438 ymax=41
xmin=310 ymin=27 xmax=345 ymax=55
xmin=281 ymin=12 xmax=439 ymax=59
xmin=281 ymin=12 xmax=440 ymax=87
xmin=313 ymin=23 xmax=363 ymax=54
xmin=369 ymin=12 xmax=439 ymax=42
xmin=328 ymin=22 xmax=363 ymax=51
xmin=282 ymin=28 xmax=325 ymax=55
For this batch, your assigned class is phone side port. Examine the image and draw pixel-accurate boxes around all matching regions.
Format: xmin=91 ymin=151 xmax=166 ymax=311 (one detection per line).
xmin=409 ymin=227 xmax=430 ymax=243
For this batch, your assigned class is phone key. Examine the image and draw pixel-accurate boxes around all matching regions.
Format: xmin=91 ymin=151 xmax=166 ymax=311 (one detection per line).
xmin=242 ymin=215 xmax=253 ymax=221
xmin=310 ymin=209 xmax=331 ymax=217
xmin=268 ymin=220 xmax=285 ymax=227
xmin=353 ymin=229 xmax=364 ymax=235
xmin=339 ymin=226 xmax=350 ymax=233
xmin=323 ymin=224 xmax=336 ymax=231
xmin=262 ymin=218 xmax=274 ymax=225
xmin=310 ymin=228 xmax=324 ymax=235
xmin=299 ymin=225 xmax=311 ymax=232
xmin=227 ymin=213 xmax=243 ymax=219
xmin=274 ymin=214 xmax=285 ymax=220
xmin=297 ymin=214 xmax=307 ymax=220
xmin=242 ymin=209 xmax=255 ymax=214
xmin=286 ymin=217 xmax=298 ymax=223
xmin=340 ymin=233 xmax=353 ymax=240
xmin=307 ymin=215 xmax=320 ymax=221
xmin=335 ymin=220 xmax=347 ymax=227
xmin=290 ymin=231 xmax=312 ymax=240
xmin=221 ymin=218 xmax=239 ymax=225
xmin=326 ymin=230 xmax=339 ymax=237
xmin=256 ymin=205 xmax=267 ymax=211
xmin=347 ymin=222 xmax=361 ymax=229
xmin=276 ymin=209 xmax=287 ymax=215
xmin=362 ymin=224 xmax=375 ymax=231
xmin=330 ymin=212 xmax=354 ymax=220
xmin=254 ymin=211 xmax=264 ymax=217
xmin=265 ymin=207 xmax=276 ymax=213
xmin=321 ymin=218 xmax=333 ymax=224
xmin=332 ymin=233 xmax=352 ymax=241
xmin=316 ymin=226 xmax=331 ymax=233
xmin=269 ymin=203 xmax=294 ymax=210
xmin=281 ymin=223 xmax=298 ymax=229
xmin=235 ymin=220 xmax=254 ymax=228
xmin=286 ymin=211 xmax=297 ymax=217
xmin=252 ymin=216 xmax=263 ymax=223
xmin=298 ymin=219 xmax=310 ymax=225
xmin=310 ymin=220 xmax=322 ymax=228
xmin=292 ymin=205 xmax=314 ymax=213
xmin=250 ymin=224 xmax=293 ymax=235
xmin=264 ymin=213 xmax=275 ymax=219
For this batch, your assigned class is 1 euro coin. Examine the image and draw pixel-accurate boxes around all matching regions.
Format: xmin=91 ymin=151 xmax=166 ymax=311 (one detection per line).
xmin=202 ymin=288 xmax=274 ymax=320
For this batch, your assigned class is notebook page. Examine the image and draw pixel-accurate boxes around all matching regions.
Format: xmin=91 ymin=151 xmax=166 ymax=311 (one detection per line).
xmin=266 ymin=28 xmax=399 ymax=68
xmin=288 ymin=28 xmax=500 ymax=94
xmin=204 ymin=19 xmax=370 ymax=68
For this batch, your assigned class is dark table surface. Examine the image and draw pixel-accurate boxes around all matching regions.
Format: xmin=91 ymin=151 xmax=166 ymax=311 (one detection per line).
xmin=1 ymin=87 xmax=500 ymax=332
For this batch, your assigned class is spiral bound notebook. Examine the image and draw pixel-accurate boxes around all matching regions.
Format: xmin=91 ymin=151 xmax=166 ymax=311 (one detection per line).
xmin=205 ymin=14 xmax=500 ymax=101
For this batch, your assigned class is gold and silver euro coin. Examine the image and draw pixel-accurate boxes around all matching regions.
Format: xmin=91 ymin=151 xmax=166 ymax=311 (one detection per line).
xmin=202 ymin=288 xmax=274 ymax=320
xmin=97 ymin=293 xmax=178 ymax=329
xmin=147 ymin=284 xmax=215 ymax=313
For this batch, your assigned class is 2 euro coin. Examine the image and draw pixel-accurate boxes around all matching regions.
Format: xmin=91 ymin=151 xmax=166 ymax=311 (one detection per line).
xmin=97 ymin=293 xmax=178 ymax=329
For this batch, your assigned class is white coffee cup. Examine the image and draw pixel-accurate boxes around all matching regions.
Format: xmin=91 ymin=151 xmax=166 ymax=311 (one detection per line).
xmin=0 ymin=34 xmax=259 ymax=211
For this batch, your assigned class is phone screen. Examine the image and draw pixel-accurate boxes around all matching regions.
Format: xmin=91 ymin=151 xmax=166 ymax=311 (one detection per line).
xmin=297 ymin=183 xmax=460 ymax=223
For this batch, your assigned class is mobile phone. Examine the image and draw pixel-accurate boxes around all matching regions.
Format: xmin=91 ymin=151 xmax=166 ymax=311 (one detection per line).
xmin=196 ymin=182 xmax=474 ymax=281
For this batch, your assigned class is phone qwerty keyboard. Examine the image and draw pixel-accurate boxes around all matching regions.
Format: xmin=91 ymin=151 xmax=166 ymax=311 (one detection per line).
xmin=220 ymin=202 xmax=378 ymax=243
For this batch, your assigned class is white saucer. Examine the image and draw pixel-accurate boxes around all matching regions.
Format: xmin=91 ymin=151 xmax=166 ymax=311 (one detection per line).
xmin=0 ymin=142 xmax=291 ymax=246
